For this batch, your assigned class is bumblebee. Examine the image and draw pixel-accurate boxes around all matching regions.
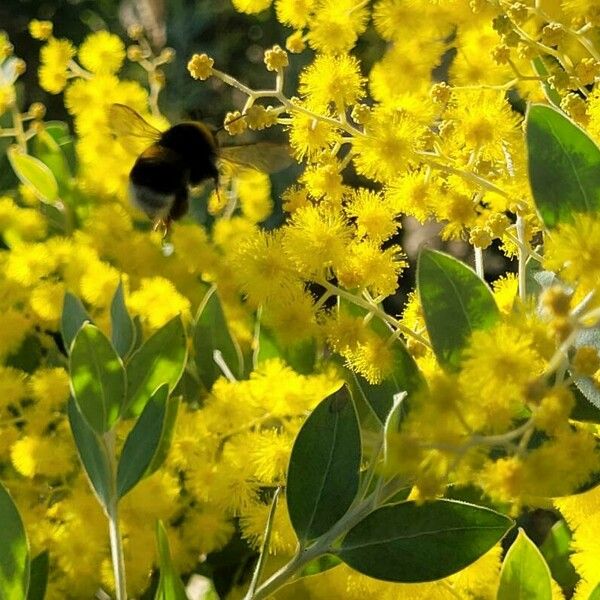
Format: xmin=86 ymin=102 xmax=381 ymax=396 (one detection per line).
xmin=109 ymin=104 xmax=289 ymax=233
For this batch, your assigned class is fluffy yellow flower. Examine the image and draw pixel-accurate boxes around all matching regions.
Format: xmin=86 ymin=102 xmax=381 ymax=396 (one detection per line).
xmin=275 ymin=0 xmax=316 ymax=27
xmin=300 ymin=54 xmax=365 ymax=111
xmin=307 ymin=0 xmax=369 ymax=54
xmin=0 ymin=366 xmax=28 ymax=406
xmin=128 ymin=277 xmax=191 ymax=330
xmin=78 ymin=31 xmax=125 ymax=74
xmin=236 ymin=170 xmax=273 ymax=223
xmin=39 ymin=38 xmax=75 ymax=93
xmin=353 ymin=109 xmax=418 ymax=182
xmin=544 ymin=212 xmax=600 ymax=296
xmin=282 ymin=204 xmax=352 ymax=278
xmin=345 ymin=188 xmax=399 ymax=243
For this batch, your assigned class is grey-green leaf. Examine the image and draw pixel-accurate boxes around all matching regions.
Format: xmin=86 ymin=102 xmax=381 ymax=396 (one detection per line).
xmin=110 ymin=281 xmax=136 ymax=358
xmin=32 ymin=127 xmax=72 ymax=191
xmin=287 ymin=386 xmax=361 ymax=543
xmin=67 ymin=396 xmax=111 ymax=512
xmin=526 ymin=104 xmax=600 ymax=228
xmin=338 ymin=499 xmax=513 ymax=582
xmin=498 ymin=529 xmax=552 ymax=600
xmin=69 ymin=323 xmax=125 ymax=433
xmin=61 ymin=292 xmax=92 ymax=351
xmin=125 ymin=316 xmax=187 ymax=417
xmin=0 ymin=482 xmax=29 ymax=600
xmin=27 ymin=551 xmax=49 ymax=600
xmin=117 ymin=384 xmax=173 ymax=498
xmin=155 ymin=520 xmax=188 ymax=600
xmin=418 ymin=248 xmax=499 ymax=370
xmin=7 ymin=147 xmax=59 ymax=204
xmin=194 ymin=287 xmax=243 ymax=390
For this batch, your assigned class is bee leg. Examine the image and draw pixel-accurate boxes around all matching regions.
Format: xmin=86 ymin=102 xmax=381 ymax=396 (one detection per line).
xmin=152 ymin=218 xmax=171 ymax=239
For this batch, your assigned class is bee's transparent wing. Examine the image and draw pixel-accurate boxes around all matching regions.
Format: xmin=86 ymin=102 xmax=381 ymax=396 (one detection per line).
xmin=219 ymin=143 xmax=293 ymax=174
xmin=109 ymin=104 xmax=163 ymax=154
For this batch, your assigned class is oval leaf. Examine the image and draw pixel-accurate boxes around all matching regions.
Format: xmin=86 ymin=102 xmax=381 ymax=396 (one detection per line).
xmin=418 ymin=248 xmax=499 ymax=370
xmin=527 ymin=104 xmax=600 ymax=228
xmin=125 ymin=316 xmax=187 ymax=417
xmin=339 ymin=499 xmax=513 ymax=582
xmin=498 ymin=529 xmax=552 ymax=600
xmin=61 ymin=292 xmax=92 ymax=351
xmin=540 ymin=520 xmax=578 ymax=591
xmin=110 ymin=281 xmax=136 ymax=358
xmin=287 ymin=386 xmax=361 ymax=543
xmin=194 ymin=287 xmax=243 ymax=389
xmin=32 ymin=128 xmax=72 ymax=190
xmin=7 ymin=147 xmax=59 ymax=204
xmin=70 ymin=324 xmax=125 ymax=433
xmin=117 ymin=384 xmax=172 ymax=498
xmin=67 ymin=396 xmax=111 ymax=512
xmin=156 ymin=520 xmax=188 ymax=600
xmin=590 ymin=583 xmax=600 ymax=600
xmin=0 ymin=482 xmax=29 ymax=600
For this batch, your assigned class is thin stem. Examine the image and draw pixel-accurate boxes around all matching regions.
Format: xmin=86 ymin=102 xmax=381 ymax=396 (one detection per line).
xmin=104 ymin=431 xmax=127 ymax=600
xmin=419 ymin=155 xmax=511 ymax=199
xmin=320 ymin=280 xmax=432 ymax=348
xmin=516 ymin=215 xmax=527 ymax=302
xmin=474 ymin=246 xmax=484 ymax=279
xmin=10 ymin=103 xmax=27 ymax=151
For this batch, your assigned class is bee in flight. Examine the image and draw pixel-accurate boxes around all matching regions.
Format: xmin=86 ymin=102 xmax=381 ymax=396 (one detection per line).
xmin=109 ymin=104 xmax=290 ymax=235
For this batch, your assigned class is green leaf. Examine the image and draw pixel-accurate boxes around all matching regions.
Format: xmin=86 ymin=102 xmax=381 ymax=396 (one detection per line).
xmin=61 ymin=292 xmax=92 ymax=351
xmin=67 ymin=396 xmax=111 ymax=512
xmin=540 ymin=520 xmax=579 ymax=592
xmin=110 ymin=281 xmax=136 ymax=359
xmin=27 ymin=551 xmax=49 ymax=600
xmin=0 ymin=482 xmax=30 ymax=600
xmin=69 ymin=323 xmax=125 ymax=433
xmin=125 ymin=316 xmax=187 ymax=417
xmin=7 ymin=147 xmax=59 ymax=204
xmin=498 ymin=528 xmax=552 ymax=600
xmin=194 ymin=287 xmax=243 ymax=390
xmin=338 ymin=499 xmax=513 ymax=582
xmin=32 ymin=128 xmax=72 ymax=190
xmin=526 ymin=104 xmax=600 ymax=228
xmin=590 ymin=582 xmax=600 ymax=600
xmin=531 ymin=58 xmax=562 ymax=108
xmin=146 ymin=395 xmax=180 ymax=477
xmin=418 ymin=248 xmax=499 ymax=370
xmin=571 ymin=385 xmax=600 ymax=423
xmin=571 ymin=327 xmax=600 ymax=410
xmin=117 ymin=384 xmax=174 ymax=498
xmin=287 ymin=386 xmax=361 ymax=543
xmin=254 ymin=315 xmax=317 ymax=375
xmin=155 ymin=520 xmax=188 ymax=600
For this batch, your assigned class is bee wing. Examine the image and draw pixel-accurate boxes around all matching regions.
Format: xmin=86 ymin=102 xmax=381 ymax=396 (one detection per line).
xmin=109 ymin=104 xmax=163 ymax=154
xmin=219 ymin=143 xmax=293 ymax=174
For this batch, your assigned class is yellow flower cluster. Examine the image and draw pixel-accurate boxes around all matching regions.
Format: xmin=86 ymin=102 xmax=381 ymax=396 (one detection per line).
xmin=0 ymin=0 xmax=598 ymax=596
